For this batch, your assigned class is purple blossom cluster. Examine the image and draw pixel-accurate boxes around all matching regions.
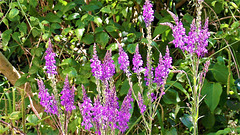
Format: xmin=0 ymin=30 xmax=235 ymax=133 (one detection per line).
xmin=37 ymin=79 xmax=58 ymax=115
xmin=118 ymin=42 xmax=130 ymax=73
xmin=138 ymin=92 xmax=146 ymax=114
xmin=45 ymin=39 xmax=57 ymax=76
xmin=143 ymin=0 xmax=154 ymax=27
xmin=154 ymin=46 xmax=172 ymax=87
xmin=132 ymin=44 xmax=143 ymax=75
xmin=79 ymin=85 xmax=133 ymax=134
xmin=162 ymin=11 xmax=210 ymax=57
xmin=90 ymin=44 xmax=115 ymax=81
xmin=60 ymin=75 xmax=76 ymax=112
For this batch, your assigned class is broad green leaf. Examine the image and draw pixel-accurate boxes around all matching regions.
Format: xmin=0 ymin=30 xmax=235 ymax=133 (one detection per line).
xmin=1 ymin=29 xmax=12 ymax=46
xmin=9 ymin=111 xmax=21 ymax=120
xmin=12 ymin=32 xmax=21 ymax=43
xmin=8 ymin=8 xmax=19 ymax=19
xmin=101 ymin=6 xmax=111 ymax=13
xmin=14 ymin=75 xmax=28 ymax=87
xmin=96 ymin=32 xmax=109 ymax=48
xmin=211 ymin=63 xmax=231 ymax=84
xmin=82 ymin=34 xmax=94 ymax=44
xmin=45 ymin=12 xmax=61 ymax=23
xmin=94 ymin=16 xmax=102 ymax=26
xmin=59 ymin=58 xmax=73 ymax=66
xmin=32 ymin=28 xmax=41 ymax=37
xmin=75 ymin=28 xmax=85 ymax=40
xmin=105 ymin=25 xmax=118 ymax=32
xmin=127 ymin=33 xmax=136 ymax=43
xmin=162 ymin=89 xmax=180 ymax=104
xmin=26 ymin=114 xmax=39 ymax=126
xmin=166 ymin=81 xmax=190 ymax=99
xmin=67 ymin=13 xmax=80 ymax=20
xmin=201 ymin=81 xmax=222 ymax=112
xmin=29 ymin=0 xmax=38 ymax=8
xmin=62 ymin=67 xmax=77 ymax=78
xmin=166 ymin=128 xmax=177 ymax=135
xmin=179 ymin=114 xmax=193 ymax=128
xmin=153 ymin=25 xmax=169 ymax=37
xmin=120 ymin=79 xmax=130 ymax=96
xmin=127 ymin=44 xmax=136 ymax=54
xmin=106 ymin=43 xmax=118 ymax=51
xmin=201 ymin=110 xmax=215 ymax=129
xmin=62 ymin=2 xmax=76 ymax=13
xmin=18 ymin=22 xmax=27 ymax=34
xmin=29 ymin=65 xmax=39 ymax=74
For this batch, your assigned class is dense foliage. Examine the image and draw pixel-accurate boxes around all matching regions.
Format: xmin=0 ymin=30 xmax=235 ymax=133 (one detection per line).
xmin=0 ymin=0 xmax=240 ymax=134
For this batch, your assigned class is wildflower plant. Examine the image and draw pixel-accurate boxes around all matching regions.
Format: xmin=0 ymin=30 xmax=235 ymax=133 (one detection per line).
xmin=160 ymin=0 xmax=211 ymax=134
xmin=37 ymin=39 xmax=76 ymax=135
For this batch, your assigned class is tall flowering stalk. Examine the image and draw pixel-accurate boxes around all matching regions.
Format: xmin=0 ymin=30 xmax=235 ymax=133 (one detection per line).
xmin=161 ymin=0 xmax=211 ymax=134
xmin=37 ymin=39 xmax=76 ymax=135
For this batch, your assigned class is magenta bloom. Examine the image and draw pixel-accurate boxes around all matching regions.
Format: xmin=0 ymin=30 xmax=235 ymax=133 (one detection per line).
xmin=143 ymin=0 xmax=154 ymax=27
xmin=37 ymin=79 xmax=58 ymax=115
xmin=90 ymin=44 xmax=103 ymax=80
xmin=118 ymin=89 xmax=133 ymax=133
xmin=164 ymin=11 xmax=210 ymax=57
xmin=118 ymin=42 xmax=130 ymax=73
xmin=154 ymin=46 xmax=172 ymax=87
xmin=60 ymin=75 xmax=76 ymax=112
xmin=101 ymin=50 xmax=115 ymax=81
xmin=138 ymin=92 xmax=146 ymax=114
xmin=133 ymin=44 xmax=143 ymax=75
xmin=44 ymin=39 xmax=57 ymax=76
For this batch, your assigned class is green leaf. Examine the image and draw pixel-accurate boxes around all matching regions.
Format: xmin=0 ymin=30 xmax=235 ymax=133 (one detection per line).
xmin=26 ymin=114 xmax=39 ymax=126
xmin=211 ymin=63 xmax=230 ymax=84
xmin=201 ymin=81 xmax=222 ymax=112
xmin=18 ymin=22 xmax=27 ymax=34
xmin=29 ymin=0 xmax=38 ymax=8
xmin=82 ymin=34 xmax=94 ymax=44
xmin=94 ymin=16 xmax=102 ymax=26
xmin=0 ymin=125 xmax=9 ymax=134
xmin=8 ymin=8 xmax=19 ymax=19
xmin=166 ymin=81 xmax=190 ymax=99
xmin=179 ymin=114 xmax=193 ymax=128
xmin=101 ymin=6 xmax=111 ymax=14
xmin=32 ymin=28 xmax=41 ymax=37
xmin=96 ymin=32 xmax=109 ymax=48
xmin=9 ymin=111 xmax=21 ymax=120
xmin=106 ymin=43 xmax=118 ymax=51
xmin=82 ymin=3 xmax=101 ymax=11
xmin=62 ymin=67 xmax=77 ymax=78
xmin=127 ymin=44 xmax=137 ymax=54
xmin=59 ymin=58 xmax=73 ymax=66
xmin=162 ymin=89 xmax=180 ymax=104
xmin=1 ymin=29 xmax=12 ymax=47
xmin=120 ymin=79 xmax=130 ymax=96
xmin=29 ymin=65 xmax=39 ymax=74
xmin=67 ymin=13 xmax=80 ymax=20
xmin=201 ymin=110 xmax=215 ymax=129
xmin=127 ymin=33 xmax=136 ymax=43
xmin=153 ymin=25 xmax=169 ymax=37
xmin=45 ymin=12 xmax=61 ymax=23
xmin=12 ymin=32 xmax=21 ymax=43
xmin=105 ymin=25 xmax=118 ymax=32
xmin=62 ymin=2 xmax=76 ymax=13
xmin=15 ymin=75 xmax=28 ymax=87
xmin=75 ymin=28 xmax=85 ymax=40
xmin=166 ymin=127 xmax=177 ymax=135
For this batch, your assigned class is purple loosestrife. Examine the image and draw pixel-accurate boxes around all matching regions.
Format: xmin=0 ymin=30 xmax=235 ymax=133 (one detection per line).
xmin=79 ymin=85 xmax=93 ymax=130
xmin=154 ymin=47 xmax=172 ymax=87
xmin=118 ymin=42 xmax=130 ymax=73
xmin=163 ymin=11 xmax=210 ymax=57
xmin=45 ymin=39 xmax=57 ymax=76
xmin=138 ymin=92 xmax=146 ymax=114
xmin=37 ymin=79 xmax=58 ymax=115
xmin=60 ymin=75 xmax=76 ymax=112
xmin=132 ymin=44 xmax=143 ymax=75
xmin=92 ymin=96 xmax=103 ymax=134
xmin=143 ymin=0 xmax=154 ymax=27
xmin=144 ymin=66 xmax=154 ymax=86
xmin=101 ymin=50 xmax=115 ymax=81
xmin=90 ymin=44 xmax=103 ymax=80
xmin=118 ymin=89 xmax=133 ymax=133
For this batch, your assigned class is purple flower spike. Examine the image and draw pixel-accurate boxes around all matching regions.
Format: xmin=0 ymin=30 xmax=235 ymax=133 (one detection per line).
xmin=133 ymin=44 xmax=143 ymax=75
xmin=60 ymin=75 xmax=76 ymax=112
xmin=138 ymin=92 xmax=146 ymax=114
xmin=118 ymin=89 xmax=133 ymax=133
xmin=101 ymin=50 xmax=115 ymax=81
xmin=118 ymin=42 xmax=130 ymax=73
xmin=79 ymin=85 xmax=93 ymax=130
xmin=37 ymin=79 xmax=58 ymax=115
xmin=45 ymin=39 xmax=57 ymax=76
xmin=154 ymin=46 xmax=172 ymax=87
xmin=143 ymin=0 xmax=154 ymax=27
xmin=90 ymin=44 xmax=103 ymax=80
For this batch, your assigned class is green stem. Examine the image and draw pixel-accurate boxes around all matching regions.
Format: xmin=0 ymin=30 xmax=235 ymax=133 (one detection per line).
xmin=21 ymin=88 xmax=26 ymax=133
xmin=12 ymin=88 xmax=16 ymax=135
